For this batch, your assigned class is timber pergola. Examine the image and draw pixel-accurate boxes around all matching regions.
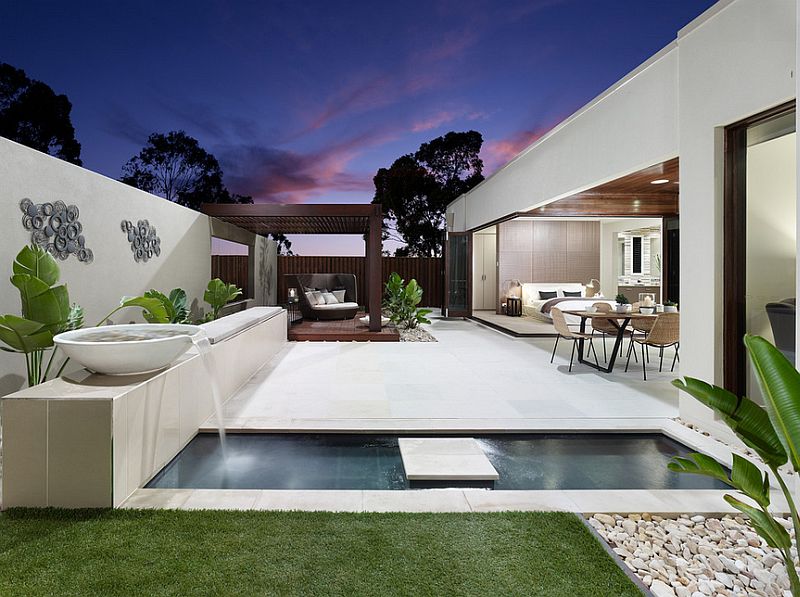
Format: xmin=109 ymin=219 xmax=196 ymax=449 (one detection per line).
xmin=201 ymin=203 xmax=384 ymax=332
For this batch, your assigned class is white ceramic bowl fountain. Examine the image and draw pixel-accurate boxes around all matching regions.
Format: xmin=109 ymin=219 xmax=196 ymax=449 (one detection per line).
xmin=54 ymin=324 xmax=203 ymax=376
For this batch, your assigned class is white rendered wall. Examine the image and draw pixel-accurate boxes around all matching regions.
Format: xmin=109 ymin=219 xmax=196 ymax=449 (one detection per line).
xmin=677 ymin=0 xmax=796 ymax=433
xmin=447 ymin=46 xmax=679 ymax=232
xmin=0 ymin=137 xmax=276 ymax=397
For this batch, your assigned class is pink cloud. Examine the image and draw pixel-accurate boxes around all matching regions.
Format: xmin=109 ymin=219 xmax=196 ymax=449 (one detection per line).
xmin=482 ymin=128 xmax=549 ymax=174
xmin=411 ymin=108 xmax=486 ymax=133
xmin=219 ymin=129 xmax=397 ymax=204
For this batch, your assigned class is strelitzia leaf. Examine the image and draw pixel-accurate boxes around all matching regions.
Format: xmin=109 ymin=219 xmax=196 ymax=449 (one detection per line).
xmin=0 ymin=315 xmax=53 ymax=353
xmin=672 ymin=377 xmax=787 ymax=467
xmin=667 ymin=453 xmax=730 ymax=484
xmin=723 ymin=494 xmax=791 ymax=550
xmin=745 ymin=334 xmax=800 ymax=473
xmin=730 ymin=455 xmax=770 ymax=508
xmin=12 ymin=244 xmax=59 ymax=287
xmin=143 ymin=290 xmax=176 ymax=323
xmin=120 ymin=296 xmax=168 ymax=324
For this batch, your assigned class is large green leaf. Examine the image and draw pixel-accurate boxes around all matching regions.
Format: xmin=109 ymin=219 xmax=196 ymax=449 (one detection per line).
xmin=668 ymin=453 xmax=730 ymax=484
xmin=724 ymin=494 xmax=791 ymax=550
xmin=672 ymin=377 xmax=787 ymax=467
xmin=11 ymin=274 xmax=70 ymax=333
xmin=168 ymin=288 xmax=189 ymax=323
xmin=120 ymin=296 xmax=168 ymax=324
xmin=143 ymin=290 xmax=176 ymax=323
xmin=730 ymin=455 xmax=770 ymax=508
xmin=745 ymin=334 xmax=800 ymax=472
xmin=12 ymin=244 xmax=59 ymax=287
xmin=0 ymin=315 xmax=53 ymax=353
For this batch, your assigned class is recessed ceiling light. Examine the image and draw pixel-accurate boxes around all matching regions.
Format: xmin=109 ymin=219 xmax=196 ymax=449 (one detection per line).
xmin=650 ymin=179 xmax=670 ymax=185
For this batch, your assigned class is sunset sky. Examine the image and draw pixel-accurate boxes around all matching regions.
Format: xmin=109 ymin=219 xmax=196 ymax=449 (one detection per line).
xmin=2 ymin=0 xmax=714 ymax=255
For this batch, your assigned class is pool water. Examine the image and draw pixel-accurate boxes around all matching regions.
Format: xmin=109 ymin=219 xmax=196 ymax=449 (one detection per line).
xmin=147 ymin=433 xmax=729 ymax=491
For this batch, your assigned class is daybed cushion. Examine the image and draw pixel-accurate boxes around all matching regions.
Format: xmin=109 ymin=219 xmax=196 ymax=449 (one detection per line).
xmin=311 ymin=302 xmax=359 ymax=310
xmin=321 ymin=292 xmax=339 ymax=304
xmin=332 ymin=289 xmax=346 ymax=303
xmin=200 ymin=306 xmax=285 ymax=345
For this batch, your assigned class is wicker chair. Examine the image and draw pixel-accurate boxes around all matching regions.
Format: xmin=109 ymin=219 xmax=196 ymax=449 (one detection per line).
xmin=629 ymin=301 xmax=655 ymax=362
xmin=590 ymin=302 xmax=637 ymax=363
xmin=624 ymin=312 xmax=680 ymax=380
xmin=550 ymin=307 xmax=599 ymax=372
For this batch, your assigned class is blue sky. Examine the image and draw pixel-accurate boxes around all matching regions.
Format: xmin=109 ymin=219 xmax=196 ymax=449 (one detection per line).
xmin=2 ymin=0 xmax=715 ymax=254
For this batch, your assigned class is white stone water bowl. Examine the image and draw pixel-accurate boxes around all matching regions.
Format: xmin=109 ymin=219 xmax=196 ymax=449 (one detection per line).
xmin=54 ymin=324 xmax=204 ymax=376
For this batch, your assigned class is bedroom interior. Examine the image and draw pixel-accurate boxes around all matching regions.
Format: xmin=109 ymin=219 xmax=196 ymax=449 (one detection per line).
xmin=471 ymin=216 xmax=665 ymax=336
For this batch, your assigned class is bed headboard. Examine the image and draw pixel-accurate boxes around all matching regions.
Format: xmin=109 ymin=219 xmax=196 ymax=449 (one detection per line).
xmin=521 ymin=283 xmax=585 ymax=305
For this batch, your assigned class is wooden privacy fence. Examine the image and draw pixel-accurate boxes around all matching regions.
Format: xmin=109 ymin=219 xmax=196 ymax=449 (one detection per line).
xmin=211 ymin=255 xmax=249 ymax=297
xmin=278 ymin=256 xmax=443 ymax=307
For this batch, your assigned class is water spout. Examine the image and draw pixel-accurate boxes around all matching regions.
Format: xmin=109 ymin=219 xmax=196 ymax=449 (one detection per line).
xmin=192 ymin=333 xmax=227 ymax=456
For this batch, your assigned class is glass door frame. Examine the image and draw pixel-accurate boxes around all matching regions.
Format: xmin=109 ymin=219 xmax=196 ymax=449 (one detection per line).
xmin=444 ymin=231 xmax=472 ymax=317
xmin=723 ymin=100 xmax=796 ymax=395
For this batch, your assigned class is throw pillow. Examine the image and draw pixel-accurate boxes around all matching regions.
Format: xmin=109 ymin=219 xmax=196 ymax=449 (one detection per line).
xmin=539 ymin=291 xmax=558 ymax=300
xmin=322 ymin=292 xmax=338 ymax=304
xmin=332 ymin=289 xmax=346 ymax=303
xmin=311 ymin=291 xmax=325 ymax=305
xmin=563 ymin=291 xmax=582 ymax=297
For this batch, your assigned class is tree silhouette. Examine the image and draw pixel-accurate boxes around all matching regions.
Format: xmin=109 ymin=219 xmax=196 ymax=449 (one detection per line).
xmin=372 ymin=130 xmax=484 ymax=257
xmin=269 ymin=233 xmax=295 ymax=256
xmin=0 ymin=63 xmax=82 ymax=164
xmin=120 ymin=131 xmax=241 ymax=210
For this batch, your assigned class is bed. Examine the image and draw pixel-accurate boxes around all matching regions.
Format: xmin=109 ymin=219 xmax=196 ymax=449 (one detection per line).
xmin=520 ymin=283 xmax=616 ymax=327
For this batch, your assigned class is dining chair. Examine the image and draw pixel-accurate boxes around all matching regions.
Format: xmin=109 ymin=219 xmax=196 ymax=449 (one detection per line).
xmin=629 ymin=302 xmax=654 ymax=363
xmin=624 ymin=312 xmax=680 ymax=380
xmin=590 ymin=302 xmax=636 ymax=363
xmin=550 ymin=307 xmax=599 ymax=372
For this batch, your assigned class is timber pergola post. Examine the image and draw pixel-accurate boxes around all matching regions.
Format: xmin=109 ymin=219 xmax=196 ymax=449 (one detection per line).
xmin=201 ymin=202 xmax=385 ymax=332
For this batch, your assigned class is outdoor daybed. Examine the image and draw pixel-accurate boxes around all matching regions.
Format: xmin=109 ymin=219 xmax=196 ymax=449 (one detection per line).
xmin=286 ymin=273 xmax=360 ymax=320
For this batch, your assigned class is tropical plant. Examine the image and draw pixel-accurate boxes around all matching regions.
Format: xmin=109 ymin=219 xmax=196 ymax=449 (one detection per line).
xmin=0 ymin=245 xmax=169 ymax=387
xmin=615 ymin=293 xmax=630 ymax=305
xmin=143 ymin=288 xmax=190 ymax=324
xmin=669 ymin=334 xmax=800 ymax=595
xmin=383 ymin=272 xmax=432 ymax=330
xmin=203 ymin=278 xmax=242 ymax=321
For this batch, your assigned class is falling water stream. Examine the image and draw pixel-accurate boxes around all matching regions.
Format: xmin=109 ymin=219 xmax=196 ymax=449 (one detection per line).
xmin=192 ymin=333 xmax=227 ymax=456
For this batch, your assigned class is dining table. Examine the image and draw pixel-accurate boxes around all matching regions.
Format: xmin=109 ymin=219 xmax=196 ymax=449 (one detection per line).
xmin=561 ymin=310 xmax=659 ymax=373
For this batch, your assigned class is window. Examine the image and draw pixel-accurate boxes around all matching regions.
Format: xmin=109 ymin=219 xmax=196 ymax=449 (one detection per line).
xmin=632 ymin=237 xmax=642 ymax=274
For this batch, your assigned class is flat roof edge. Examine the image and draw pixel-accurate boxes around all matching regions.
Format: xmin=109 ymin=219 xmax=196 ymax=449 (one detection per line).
xmin=449 ymin=41 xmax=678 ymax=210
xmin=678 ymin=0 xmax=736 ymax=38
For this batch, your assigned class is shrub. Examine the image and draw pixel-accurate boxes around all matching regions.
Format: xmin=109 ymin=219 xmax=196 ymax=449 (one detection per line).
xmin=383 ymin=272 xmax=432 ymax=330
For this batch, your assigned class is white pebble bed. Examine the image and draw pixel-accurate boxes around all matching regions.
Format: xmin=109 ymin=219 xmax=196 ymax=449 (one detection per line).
xmin=589 ymin=513 xmax=795 ymax=597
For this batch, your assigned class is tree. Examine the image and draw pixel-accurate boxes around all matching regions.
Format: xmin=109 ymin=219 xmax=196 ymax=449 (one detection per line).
xmin=120 ymin=131 xmax=248 ymax=211
xmin=270 ymin=233 xmax=294 ymax=256
xmin=372 ymin=130 xmax=484 ymax=257
xmin=0 ymin=63 xmax=82 ymax=164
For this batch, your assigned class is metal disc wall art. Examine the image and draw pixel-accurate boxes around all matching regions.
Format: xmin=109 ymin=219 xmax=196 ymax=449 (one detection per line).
xmin=121 ymin=219 xmax=161 ymax=262
xmin=19 ymin=198 xmax=94 ymax=263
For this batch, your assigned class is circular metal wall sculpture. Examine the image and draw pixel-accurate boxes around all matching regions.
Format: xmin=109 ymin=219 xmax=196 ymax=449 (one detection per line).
xmin=121 ymin=219 xmax=161 ymax=262
xmin=19 ymin=198 xmax=94 ymax=263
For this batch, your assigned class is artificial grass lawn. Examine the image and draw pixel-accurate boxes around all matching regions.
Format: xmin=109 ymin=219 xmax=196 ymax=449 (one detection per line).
xmin=0 ymin=509 xmax=640 ymax=596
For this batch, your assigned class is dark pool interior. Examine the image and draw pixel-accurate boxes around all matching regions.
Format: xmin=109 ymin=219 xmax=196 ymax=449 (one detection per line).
xmin=146 ymin=433 xmax=730 ymax=491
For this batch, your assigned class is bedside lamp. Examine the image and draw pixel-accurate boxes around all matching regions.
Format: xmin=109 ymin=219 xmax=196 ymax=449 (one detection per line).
xmin=585 ymin=279 xmax=601 ymax=297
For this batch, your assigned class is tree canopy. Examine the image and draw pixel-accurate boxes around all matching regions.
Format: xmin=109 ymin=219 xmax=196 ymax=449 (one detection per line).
xmin=120 ymin=131 xmax=252 ymax=211
xmin=0 ymin=63 xmax=82 ymax=164
xmin=372 ymin=130 xmax=484 ymax=257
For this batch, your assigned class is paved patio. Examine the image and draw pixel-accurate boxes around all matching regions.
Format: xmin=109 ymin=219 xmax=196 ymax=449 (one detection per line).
xmin=204 ymin=316 xmax=680 ymax=433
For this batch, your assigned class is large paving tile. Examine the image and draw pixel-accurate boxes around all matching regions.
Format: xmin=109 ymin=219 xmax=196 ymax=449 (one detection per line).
xmin=255 ymin=490 xmax=363 ymax=512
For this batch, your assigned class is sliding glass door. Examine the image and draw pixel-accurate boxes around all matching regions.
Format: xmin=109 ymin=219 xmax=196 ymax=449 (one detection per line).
xmin=445 ymin=232 xmax=471 ymax=317
xmin=724 ymin=101 xmax=796 ymax=398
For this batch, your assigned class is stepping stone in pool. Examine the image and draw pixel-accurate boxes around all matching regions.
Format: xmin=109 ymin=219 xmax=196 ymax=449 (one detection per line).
xmin=398 ymin=438 xmax=499 ymax=482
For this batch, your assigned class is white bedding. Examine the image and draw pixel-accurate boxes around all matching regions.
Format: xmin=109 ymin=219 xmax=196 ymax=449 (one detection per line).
xmin=518 ymin=283 xmax=616 ymax=327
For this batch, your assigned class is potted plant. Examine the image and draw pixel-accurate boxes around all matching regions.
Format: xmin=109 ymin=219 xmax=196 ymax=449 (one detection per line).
xmin=614 ymin=293 xmax=630 ymax=314
xmin=663 ymin=300 xmax=678 ymax=313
